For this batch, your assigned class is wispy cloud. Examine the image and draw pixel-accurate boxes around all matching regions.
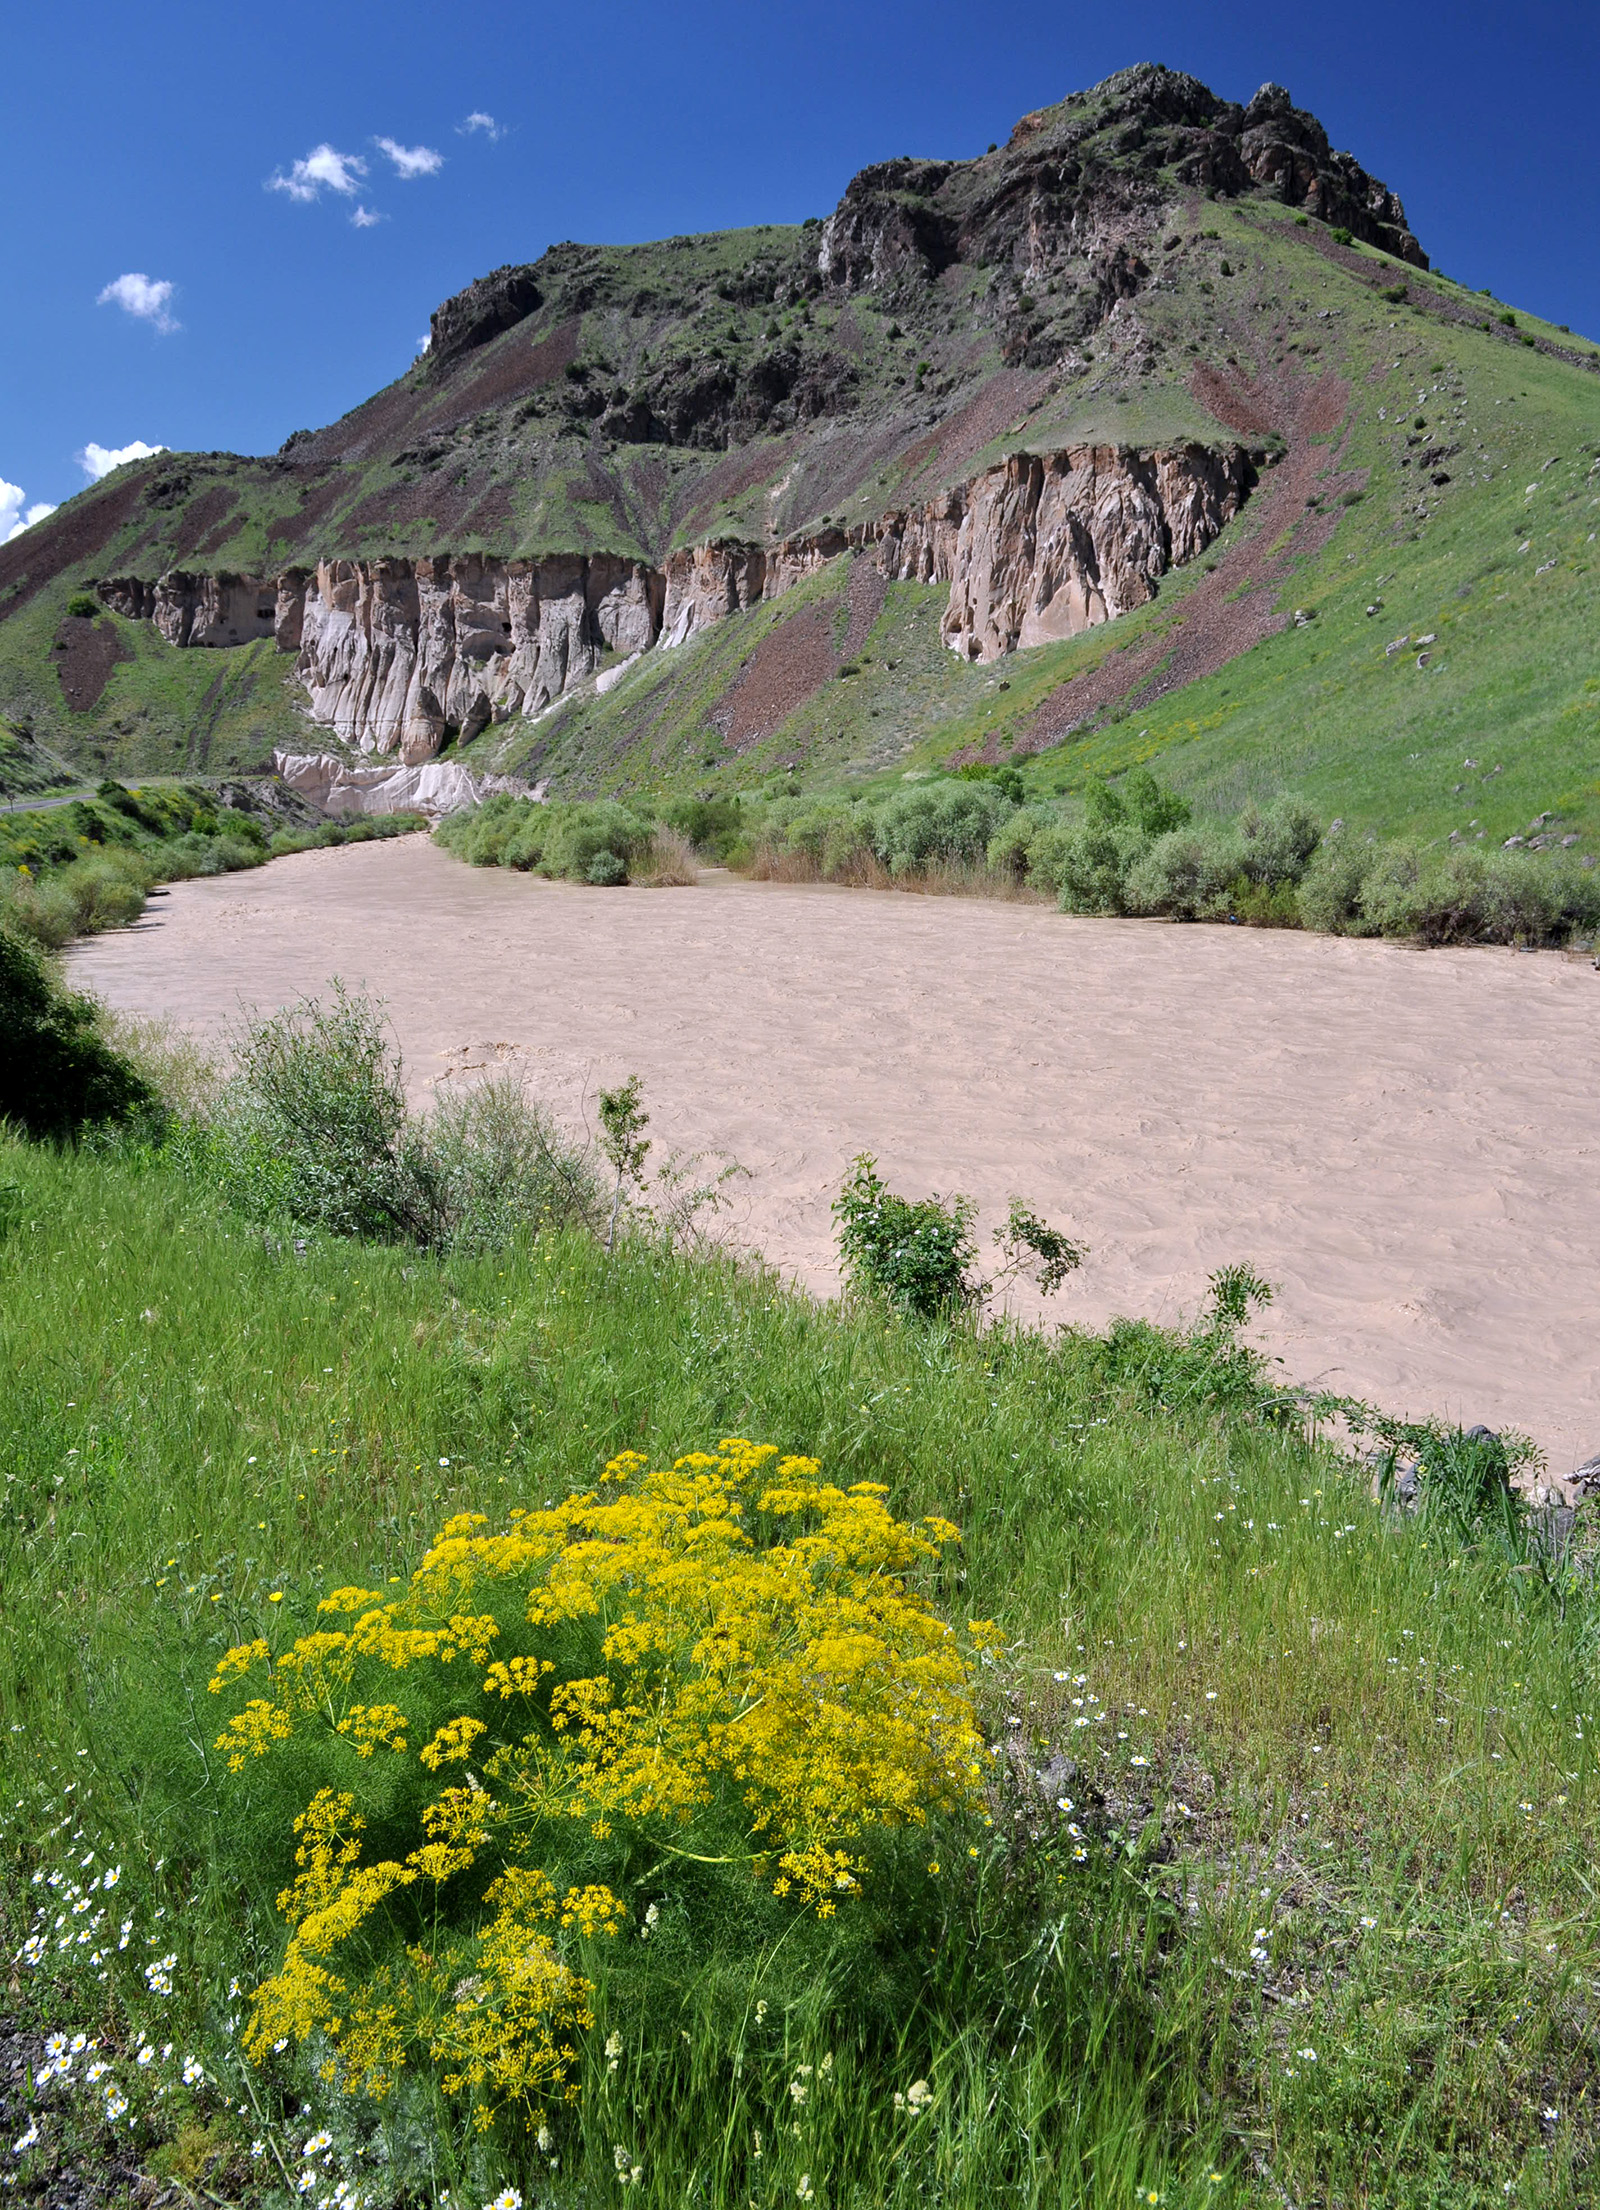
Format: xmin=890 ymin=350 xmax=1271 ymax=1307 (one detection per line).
xmin=0 ymin=478 xmax=57 ymax=544
xmin=350 ymin=204 xmax=384 ymax=229
xmin=79 ymin=439 xmax=167 ymax=483
xmin=97 ymin=272 xmax=179 ymax=334
xmin=458 ymin=111 xmax=503 ymax=142
xmin=268 ymin=144 xmax=368 ymax=203
xmin=376 ymin=136 xmax=443 ymax=179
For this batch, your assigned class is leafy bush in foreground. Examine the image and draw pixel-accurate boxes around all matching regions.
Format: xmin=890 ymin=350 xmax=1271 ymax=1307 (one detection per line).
xmin=833 ymin=1153 xmax=1085 ymax=1321
xmin=210 ymin=1439 xmax=992 ymax=2131
xmin=187 ymin=983 xmax=603 ymax=1252
xmin=0 ymin=927 xmax=155 ymax=1139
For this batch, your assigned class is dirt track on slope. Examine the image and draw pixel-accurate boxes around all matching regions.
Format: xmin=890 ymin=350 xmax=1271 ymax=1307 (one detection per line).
xmin=69 ymin=835 xmax=1600 ymax=1475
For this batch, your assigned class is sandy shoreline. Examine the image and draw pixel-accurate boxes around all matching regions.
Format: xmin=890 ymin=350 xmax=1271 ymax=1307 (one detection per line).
xmin=68 ymin=835 xmax=1600 ymax=1473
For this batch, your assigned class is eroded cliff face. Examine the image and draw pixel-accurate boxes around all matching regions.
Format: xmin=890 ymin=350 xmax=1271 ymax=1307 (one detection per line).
xmin=295 ymin=553 xmax=661 ymax=760
xmin=99 ymin=439 xmax=1252 ymax=757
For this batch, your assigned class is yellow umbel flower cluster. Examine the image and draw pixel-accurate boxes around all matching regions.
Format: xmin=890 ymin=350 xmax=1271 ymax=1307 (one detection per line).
xmin=211 ymin=1439 xmax=994 ymax=2126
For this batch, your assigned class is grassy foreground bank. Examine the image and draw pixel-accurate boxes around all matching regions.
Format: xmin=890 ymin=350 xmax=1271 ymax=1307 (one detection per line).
xmin=1 ymin=1133 xmax=1596 ymax=2208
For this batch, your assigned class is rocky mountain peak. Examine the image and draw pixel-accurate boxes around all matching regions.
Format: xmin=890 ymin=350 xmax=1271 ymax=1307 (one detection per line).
xmin=819 ymin=64 xmax=1426 ymax=296
xmin=429 ymin=263 xmax=545 ymax=364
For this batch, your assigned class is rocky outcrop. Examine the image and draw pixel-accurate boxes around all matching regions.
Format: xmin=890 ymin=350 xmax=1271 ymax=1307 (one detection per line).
xmin=102 ymin=439 xmax=1251 ymax=754
xmin=428 ymin=264 xmax=544 ymax=364
xmin=292 ymin=553 xmax=661 ymax=759
xmin=272 ymin=749 xmax=538 ymax=818
xmin=1221 ymin=83 xmax=1426 ymax=265
xmin=98 ymin=570 xmax=285 ymax=649
xmin=821 ymin=65 xmax=1426 ymax=305
xmin=877 ymin=441 xmax=1253 ymax=659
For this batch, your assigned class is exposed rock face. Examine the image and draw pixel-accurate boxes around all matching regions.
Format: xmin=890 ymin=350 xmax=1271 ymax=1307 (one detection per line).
xmin=289 ymin=553 xmax=661 ymax=758
xmin=98 ymin=571 xmax=283 ymax=649
xmin=103 ymin=439 xmax=1251 ymax=754
xmin=821 ymin=65 xmax=1426 ymax=310
xmin=428 ymin=264 xmax=544 ymax=364
xmin=272 ymin=749 xmax=537 ymax=819
xmin=879 ymin=441 xmax=1253 ymax=660
xmin=1224 ymin=83 xmax=1425 ymax=263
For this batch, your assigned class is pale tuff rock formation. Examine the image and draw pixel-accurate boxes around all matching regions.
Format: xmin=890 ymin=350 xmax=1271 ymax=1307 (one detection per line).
xmin=293 ymin=553 xmax=661 ymax=759
xmin=99 ymin=439 xmax=1252 ymax=756
xmin=98 ymin=570 xmax=287 ymax=649
xmin=271 ymin=749 xmax=537 ymax=818
xmin=881 ymin=441 xmax=1253 ymax=660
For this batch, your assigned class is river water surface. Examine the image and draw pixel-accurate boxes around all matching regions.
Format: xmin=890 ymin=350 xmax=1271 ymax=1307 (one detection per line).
xmin=68 ymin=833 xmax=1600 ymax=1475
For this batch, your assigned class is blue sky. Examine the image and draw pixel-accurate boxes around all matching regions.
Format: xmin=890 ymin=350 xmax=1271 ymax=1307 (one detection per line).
xmin=4 ymin=0 xmax=1597 ymax=539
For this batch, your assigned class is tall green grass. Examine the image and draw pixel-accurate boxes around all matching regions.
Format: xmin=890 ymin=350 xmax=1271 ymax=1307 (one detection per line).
xmin=0 ymin=1139 xmax=1594 ymax=2206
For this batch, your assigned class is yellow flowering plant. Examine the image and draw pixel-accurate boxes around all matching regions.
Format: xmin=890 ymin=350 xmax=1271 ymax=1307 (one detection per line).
xmin=210 ymin=1439 xmax=998 ymax=2129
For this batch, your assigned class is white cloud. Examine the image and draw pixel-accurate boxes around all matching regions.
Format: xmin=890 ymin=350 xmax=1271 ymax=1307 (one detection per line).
xmin=376 ymin=136 xmax=443 ymax=179
xmin=268 ymin=143 xmax=368 ymax=202
xmin=350 ymin=204 xmax=384 ymax=229
xmin=97 ymin=272 xmax=179 ymax=334
xmin=79 ymin=439 xmax=167 ymax=483
xmin=459 ymin=111 xmax=502 ymax=141
xmin=0 ymin=479 xmax=58 ymax=543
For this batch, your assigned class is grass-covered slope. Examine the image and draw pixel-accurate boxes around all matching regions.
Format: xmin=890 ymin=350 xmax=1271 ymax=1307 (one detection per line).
xmin=0 ymin=598 xmax=313 ymax=782
xmin=462 ymin=205 xmax=1600 ymax=858
xmin=1 ymin=1135 xmax=1597 ymax=2206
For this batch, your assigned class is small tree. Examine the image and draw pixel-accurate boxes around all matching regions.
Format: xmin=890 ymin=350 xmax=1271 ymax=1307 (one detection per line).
xmin=833 ymin=1155 xmax=978 ymax=1320
xmin=598 ymin=1072 xmax=650 ymax=1254
xmin=833 ymin=1159 xmax=1085 ymax=1323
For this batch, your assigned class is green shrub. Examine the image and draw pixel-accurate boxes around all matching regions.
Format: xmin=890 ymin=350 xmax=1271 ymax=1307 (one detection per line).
xmin=1053 ymin=817 xmax=1150 ymax=914
xmin=985 ymin=808 xmax=1043 ymax=880
xmin=1476 ymin=851 xmax=1566 ymax=943
xmin=1092 ymin=1264 xmax=1282 ymax=1419
xmin=1236 ymin=796 xmax=1322 ymax=884
xmin=1017 ymin=816 xmax=1077 ymax=895
xmin=0 ymin=871 xmax=82 ymax=949
xmin=660 ymin=795 xmax=744 ymax=860
xmin=65 ymin=592 xmax=101 ymax=620
xmin=436 ymin=798 xmax=652 ymax=883
xmin=1297 ymin=835 xmax=1376 ymax=933
xmin=873 ymin=781 xmax=1015 ymax=874
xmin=1123 ymin=821 xmax=1246 ymax=919
xmin=188 ymin=984 xmax=602 ymax=1252
xmin=0 ymin=928 xmax=156 ymax=1140
xmin=955 ymin=761 xmax=1026 ymax=805
xmin=0 ymin=846 xmax=152 ymax=946
xmin=833 ymin=1152 xmax=978 ymax=1320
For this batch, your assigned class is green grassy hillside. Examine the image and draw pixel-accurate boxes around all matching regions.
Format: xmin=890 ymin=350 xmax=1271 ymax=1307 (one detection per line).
xmin=462 ymin=205 xmax=1600 ymax=859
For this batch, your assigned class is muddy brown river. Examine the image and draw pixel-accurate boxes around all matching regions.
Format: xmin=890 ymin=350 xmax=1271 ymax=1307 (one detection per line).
xmin=68 ymin=833 xmax=1600 ymax=1476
